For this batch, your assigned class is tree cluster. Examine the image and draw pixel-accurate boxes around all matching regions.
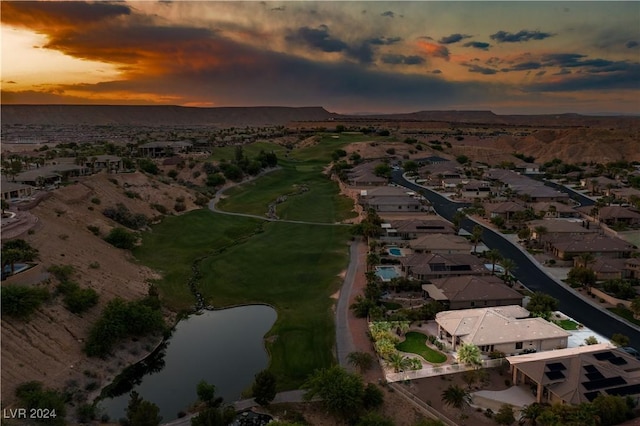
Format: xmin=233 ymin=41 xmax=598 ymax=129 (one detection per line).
xmin=104 ymin=227 xmax=138 ymax=250
xmin=1 ymin=238 xmax=38 ymax=274
xmin=103 ymin=203 xmax=148 ymax=230
xmin=15 ymin=381 xmax=66 ymax=426
xmin=1 ymin=284 xmax=50 ymax=320
xmin=84 ymin=297 xmax=165 ymax=357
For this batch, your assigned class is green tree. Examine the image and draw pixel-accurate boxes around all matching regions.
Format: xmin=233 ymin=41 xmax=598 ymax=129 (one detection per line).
xmin=1 ymin=285 xmax=49 ymax=320
xmin=403 ymin=160 xmax=419 ymax=173
xmin=350 ymin=295 xmax=376 ymax=318
xmin=499 ymin=258 xmax=518 ymax=285
xmin=441 ymin=384 xmax=469 ymax=410
xmin=527 ymin=292 xmax=559 ymax=320
xmin=457 ymin=343 xmax=481 ymax=368
xmin=591 ymin=394 xmax=633 ymax=426
xmin=302 ymin=366 xmax=365 ymax=421
xmin=104 ymin=227 xmax=138 ymax=249
xmin=252 ymin=370 xmax=277 ymax=406
xmin=630 ymin=296 xmax=640 ymax=319
xmin=387 ymin=352 xmax=411 ymax=373
xmin=520 ymin=402 xmax=544 ymax=426
xmin=197 ymin=380 xmax=222 ymax=407
xmin=576 ymin=253 xmax=596 ymax=269
xmin=471 ymin=225 xmax=483 ymax=254
xmin=495 ymin=404 xmax=515 ymax=425
xmin=611 ymin=333 xmax=629 ymax=347
xmin=363 ymin=383 xmax=384 ymax=409
xmin=486 ymin=249 xmax=503 ymax=275
xmin=126 ymin=391 xmax=162 ymax=426
xmin=567 ymin=266 xmax=596 ymax=291
xmin=15 ymin=381 xmax=66 ymax=426
xmin=374 ymin=164 xmax=391 ymax=178
xmin=347 ymin=351 xmax=374 ymax=374
xmin=584 ymin=336 xmax=599 ymax=345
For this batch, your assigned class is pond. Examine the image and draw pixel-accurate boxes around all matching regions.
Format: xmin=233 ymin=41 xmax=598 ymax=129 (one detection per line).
xmin=98 ymin=304 xmax=277 ymax=422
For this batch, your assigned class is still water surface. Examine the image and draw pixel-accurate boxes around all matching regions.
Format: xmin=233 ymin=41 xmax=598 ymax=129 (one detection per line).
xmin=99 ymin=305 xmax=276 ymax=421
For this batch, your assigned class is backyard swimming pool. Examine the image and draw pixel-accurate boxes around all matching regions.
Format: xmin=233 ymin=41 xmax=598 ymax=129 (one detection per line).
xmin=2 ymin=263 xmax=32 ymax=275
xmin=388 ymin=247 xmax=403 ymax=257
xmin=375 ymin=266 xmax=401 ymax=282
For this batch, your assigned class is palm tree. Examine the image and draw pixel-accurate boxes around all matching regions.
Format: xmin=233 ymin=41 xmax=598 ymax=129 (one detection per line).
xmin=387 ymin=352 xmax=411 ymax=373
xmin=499 ymin=258 xmax=518 ymax=286
xmin=630 ymin=297 xmax=640 ymax=319
xmin=471 ymin=225 xmax=483 ymax=254
xmin=576 ymin=252 xmax=595 ymax=269
xmin=347 ymin=351 xmax=374 ymax=374
xmin=534 ymin=226 xmax=548 ymax=247
xmin=441 ymin=384 xmax=469 ymax=410
xmin=520 ymin=403 xmax=544 ymax=425
xmin=457 ymin=343 xmax=481 ymax=368
xmin=486 ymin=249 xmax=502 ymax=275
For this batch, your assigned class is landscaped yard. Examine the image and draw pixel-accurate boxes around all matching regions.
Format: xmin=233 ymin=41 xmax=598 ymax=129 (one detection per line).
xmin=396 ymin=332 xmax=447 ymax=364
xmin=554 ymin=319 xmax=580 ymax=330
xmin=608 ymin=307 xmax=640 ymax=326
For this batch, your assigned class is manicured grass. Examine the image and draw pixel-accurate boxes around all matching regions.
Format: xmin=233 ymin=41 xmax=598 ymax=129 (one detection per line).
xmin=608 ymin=307 xmax=640 ymax=326
xmin=289 ymin=133 xmax=386 ymax=163
xmin=217 ymin=161 xmax=357 ymax=223
xmin=133 ymin=210 xmax=262 ymax=310
xmin=554 ymin=319 xmax=580 ymax=330
xmin=199 ymin=222 xmax=351 ymax=389
xmin=396 ymin=332 xmax=447 ymax=364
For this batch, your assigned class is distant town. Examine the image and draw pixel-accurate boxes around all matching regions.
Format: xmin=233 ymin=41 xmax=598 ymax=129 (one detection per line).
xmin=2 ymin=106 xmax=640 ymax=426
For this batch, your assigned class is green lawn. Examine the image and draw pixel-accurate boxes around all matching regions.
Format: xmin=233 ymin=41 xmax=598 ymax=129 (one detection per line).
xmin=396 ymin=332 xmax=447 ymax=364
xmin=554 ymin=319 xmax=580 ymax=330
xmin=217 ymin=161 xmax=357 ymax=223
xmin=608 ymin=307 xmax=640 ymax=326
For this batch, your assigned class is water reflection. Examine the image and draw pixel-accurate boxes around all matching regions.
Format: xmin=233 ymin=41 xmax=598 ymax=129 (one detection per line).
xmin=98 ymin=305 xmax=277 ymax=422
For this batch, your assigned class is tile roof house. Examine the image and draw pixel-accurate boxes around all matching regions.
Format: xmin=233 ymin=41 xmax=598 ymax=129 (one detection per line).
xmin=548 ymin=234 xmax=636 ymax=260
xmin=435 ymin=305 xmax=569 ymax=353
xmin=508 ymin=344 xmax=640 ymax=405
xmin=527 ymin=219 xmax=598 ymax=241
xmin=138 ymin=141 xmax=193 ymax=158
xmin=422 ymin=275 xmax=524 ymax=310
xmin=1 ymin=180 xmax=34 ymax=201
xmin=591 ymin=257 xmax=629 ymax=280
xmin=388 ymin=219 xmax=455 ymax=239
xmin=530 ymin=202 xmax=580 ymax=219
xmin=597 ymin=206 xmax=640 ymax=227
xmin=408 ymin=233 xmax=472 ymax=254
xmin=401 ymin=252 xmax=490 ymax=281
xmin=346 ymin=161 xmax=388 ymax=187
xmin=484 ymin=201 xmax=528 ymax=222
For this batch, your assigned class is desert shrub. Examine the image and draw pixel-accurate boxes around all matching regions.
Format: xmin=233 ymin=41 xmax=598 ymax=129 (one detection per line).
xmin=84 ymin=298 xmax=164 ymax=357
xmin=1 ymin=285 xmax=50 ymax=320
xmin=174 ymin=201 xmax=186 ymax=212
xmin=137 ymin=158 xmax=159 ymax=175
xmin=87 ymin=225 xmax=101 ymax=236
xmin=167 ymin=169 xmax=178 ymax=179
xmin=89 ymin=261 xmax=100 ymax=269
xmin=151 ymin=203 xmax=168 ymax=214
xmin=57 ymin=281 xmax=99 ymax=314
xmin=90 ymin=197 xmax=101 ymax=205
xmin=15 ymin=381 xmax=66 ymax=425
xmin=48 ymin=264 xmax=75 ymax=282
xmin=104 ymin=227 xmax=137 ymax=250
xmin=102 ymin=203 xmax=147 ymax=229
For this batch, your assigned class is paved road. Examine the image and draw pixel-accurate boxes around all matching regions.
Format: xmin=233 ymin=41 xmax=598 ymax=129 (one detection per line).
xmin=335 ymin=239 xmax=361 ymax=370
xmin=391 ymin=170 xmax=640 ymax=348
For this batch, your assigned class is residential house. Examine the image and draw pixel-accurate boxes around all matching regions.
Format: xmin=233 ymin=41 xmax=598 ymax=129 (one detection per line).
xmin=609 ymin=187 xmax=640 ymax=203
xmin=591 ymin=257 xmax=628 ymax=280
xmin=514 ymin=162 xmax=541 ymax=174
xmin=435 ymin=305 xmax=569 ymax=353
xmin=508 ymin=344 xmax=640 ymax=405
xmin=1 ymin=180 xmax=34 ymax=201
xmin=401 ymin=252 xmax=489 ymax=281
xmin=363 ymin=196 xmax=422 ymax=212
xmin=580 ymin=176 xmax=620 ymax=194
xmin=422 ymin=275 xmax=523 ymax=310
xmin=625 ymin=258 xmax=640 ymax=280
xmin=346 ymin=162 xmax=388 ymax=187
xmin=485 ymin=169 xmax=569 ymax=202
xmin=548 ymin=234 xmax=636 ymax=261
xmin=86 ymin=155 xmax=123 ymax=173
xmin=13 ymin=164 xmax=88 ymax=187
xmin=460 ymin=180 xmax=492 ymax=199
xmin=484 ymin=201 xmax=528 ymax=223
xmin=527 ymin=219 xmax=598 ymax=242
xmin=530 ymin=202 xmax=580 ymax=219
xmin=389 ymin=219 xmax=455 ymax=239
xmin=597 ymin=206 xmax=640 ymax=227
xmin=138 ymin=141 xmax=193 ymax=158
xmin=408 ymin=233 xmax=472 ymax=254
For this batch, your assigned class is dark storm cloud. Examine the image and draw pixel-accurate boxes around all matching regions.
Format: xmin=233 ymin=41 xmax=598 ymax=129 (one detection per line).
xmin=490 ymin=30 xmax=554 ymax=43
xmin=526 ymin=63 xmax=640 ymax=92
xmin=432 ymin=69 xmax=442 ymax=74
xmin=503 ymin=61 xmax=542 ymax=72
xmin=463 ymin=41 xmax=491 ymax=50
xmin=438 ymin=34 xmax=471 ymax=44
xmin=381 ymin=54 xmax=425 ymax=65
xmin=540 ymin=53 xmax=619 ymax=70
xmin=554 ymin=69 xmax=571 ymax=75
xmin=288 ymin=25 xmax=349 ymax=53
xmin=367 ymin=36 xmax=403 ymax=46
xmin=381 ymin=11 xmax=395 ymax=18
xmin=626 ymin=41 xmax=639 ymax=48
xmin=464 ymin=64 xmax=498 ymax=75
xmin=536 ymin=71 xmax=546 ymax=77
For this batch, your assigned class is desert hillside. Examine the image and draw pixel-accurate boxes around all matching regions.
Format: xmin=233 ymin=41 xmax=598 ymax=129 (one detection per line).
xmin=0 ymin=172 xmax=200 ymax=407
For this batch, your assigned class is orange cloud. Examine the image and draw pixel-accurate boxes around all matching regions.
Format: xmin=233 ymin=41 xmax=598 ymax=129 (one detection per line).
xmin=416 ymin=40 xmax=450 ymax=60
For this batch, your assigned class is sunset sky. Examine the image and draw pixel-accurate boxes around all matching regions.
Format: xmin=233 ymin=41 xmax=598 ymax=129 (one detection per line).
xmin=2 ymin=1 xmax=639 ymax=114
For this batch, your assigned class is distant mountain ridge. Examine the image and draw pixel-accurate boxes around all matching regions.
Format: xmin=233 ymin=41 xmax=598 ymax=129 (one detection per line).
xmin=1 ymin=105 xmax=338 ymax=127
xmin=2 ymin=105 xmax=638 ymax=128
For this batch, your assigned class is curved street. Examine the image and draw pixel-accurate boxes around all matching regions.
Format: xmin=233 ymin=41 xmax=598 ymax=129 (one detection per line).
xmin=391 ymin=170 xmax=640 ymax=349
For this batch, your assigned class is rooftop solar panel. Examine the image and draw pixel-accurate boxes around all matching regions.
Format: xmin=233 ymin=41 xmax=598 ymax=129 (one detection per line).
xmin=545 ymin=371 xmax=566 ymax=380
xmin=547 ymin=362 xmax=567 ymax=371
xmin=584 ymin=365 xmax=599 ymax=373
xmin=606 ymin=384 xmax=640 ymax=397
xmin=586 ymin=372 xmax=605 ymax=381
xmin=594 ymin=351 xmax=615 ymax=361
xmin=585 ymin=391 xmax=601 ymax=402
xmin=582 ymin=376 xmax=627 ymax=391
xmin=609 ymin=356 xmax=628 ymax=366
